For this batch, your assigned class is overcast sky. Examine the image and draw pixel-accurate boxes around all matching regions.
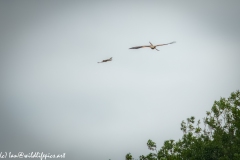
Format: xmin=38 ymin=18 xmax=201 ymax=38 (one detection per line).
xmin=0 ymin=1 xmax=240 ymax=160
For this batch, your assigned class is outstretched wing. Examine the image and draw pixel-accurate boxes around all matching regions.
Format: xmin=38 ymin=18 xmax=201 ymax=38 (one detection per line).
xmin=156 ymin=41 xmax=176 ymax=47
xmin=98 ymin=57 xmax=112 ymax=63
xmin=98 ymin=60 xmax=108 ymax=63
xmin=129 ymin=45 xmax=150 ymax=49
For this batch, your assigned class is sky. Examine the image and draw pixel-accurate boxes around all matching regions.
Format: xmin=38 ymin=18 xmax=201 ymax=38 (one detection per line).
xmin=0 ymin=0 xmax=240 ymax=160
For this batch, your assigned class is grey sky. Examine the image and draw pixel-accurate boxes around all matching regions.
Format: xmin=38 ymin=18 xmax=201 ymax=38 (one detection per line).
xmin=0 ymin=1 xmax=240 ymax=160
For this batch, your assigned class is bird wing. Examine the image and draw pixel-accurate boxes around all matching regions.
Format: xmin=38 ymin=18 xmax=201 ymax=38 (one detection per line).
xmin=98 ymin=59 xmax=106 ymax=63
xmin=98 ymin=57 xmax=112 ymax=63
xmin=129 ymin=45 xmax=150 ymax=49
xmin=156 ymin=41 xmax=176 ymax=46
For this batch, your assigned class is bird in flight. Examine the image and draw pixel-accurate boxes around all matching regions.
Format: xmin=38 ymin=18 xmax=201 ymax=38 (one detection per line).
xmin=129 ymin=41 xmax=176 ymax=51
xmin=98 ymin=57 xmax=112 ymax=63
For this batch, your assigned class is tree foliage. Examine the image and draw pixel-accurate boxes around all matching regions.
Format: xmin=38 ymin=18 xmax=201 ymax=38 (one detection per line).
xmin=126 ymin=90 xmax=240 ymax=160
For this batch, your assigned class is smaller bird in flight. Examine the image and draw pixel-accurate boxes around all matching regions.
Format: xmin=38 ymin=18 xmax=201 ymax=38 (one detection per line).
xmin=129 ymin=41 xmax=176 ymax=51
xmin=98 ymin=57 xmax=112 ymax=63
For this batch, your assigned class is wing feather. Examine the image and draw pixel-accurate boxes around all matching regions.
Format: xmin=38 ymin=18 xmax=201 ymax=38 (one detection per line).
xmin=156 ymin=41 xmax=176 ymax=47
xmin=129 ymin=45 xmax=150 ymax=49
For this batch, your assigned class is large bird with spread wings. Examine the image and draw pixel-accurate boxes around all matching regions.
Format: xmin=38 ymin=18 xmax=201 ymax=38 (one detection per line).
xmin=129 ymin=41 xmax=176 ymax=51
xmin=98 ymin=57 xmax=112 ymax=63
